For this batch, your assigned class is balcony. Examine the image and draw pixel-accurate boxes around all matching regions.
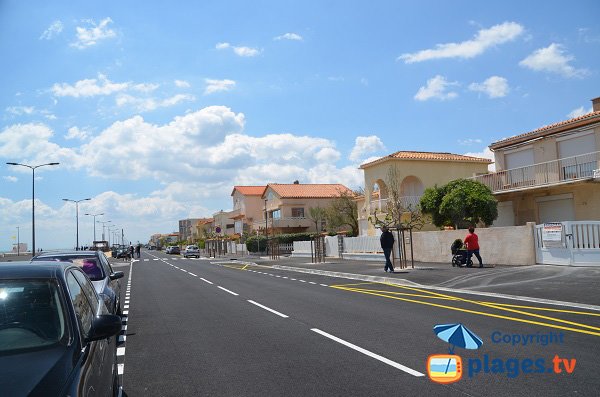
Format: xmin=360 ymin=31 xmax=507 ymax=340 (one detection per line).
xmin=472 ymin=151 xmax=600 ymax=194
xmin=369 ymin=196 xmax=422 ymax=214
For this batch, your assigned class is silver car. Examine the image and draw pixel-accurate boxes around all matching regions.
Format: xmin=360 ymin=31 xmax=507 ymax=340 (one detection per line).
xmin=183 ymin=245 xmax=200 ymax=258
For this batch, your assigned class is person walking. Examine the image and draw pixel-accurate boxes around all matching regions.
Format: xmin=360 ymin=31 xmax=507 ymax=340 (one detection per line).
xmin=135 ymin=243 xmax=141 ymax=258
xmin=380 ymin=226 xmax=395 ymax=273
xmin=464 ymin=227 xmax=484 ymax=268
xmin=129 ymin=244 xmax=134 ymax=260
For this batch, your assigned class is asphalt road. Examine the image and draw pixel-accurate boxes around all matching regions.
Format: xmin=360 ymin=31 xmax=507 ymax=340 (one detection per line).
xmin=118 ymin=251 xmax=600 ymax=396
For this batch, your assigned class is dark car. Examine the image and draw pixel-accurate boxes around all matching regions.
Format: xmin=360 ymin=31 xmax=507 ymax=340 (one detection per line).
xmin=0 ymin=261 xmax=123 ymax=396
xmin=32 ymin=251 xmax=124 ymax=315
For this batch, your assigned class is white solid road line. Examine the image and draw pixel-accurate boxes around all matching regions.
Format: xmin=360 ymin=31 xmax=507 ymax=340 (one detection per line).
xmin=247 ymin=300 xmax=289 ymax=318
xmin=218 ymin=286 xmax=239 ymax=296
xmin=200 ymin=278 xmax=213 ymax=285
xmin=310 ymin=328 xmax=425 ymax=377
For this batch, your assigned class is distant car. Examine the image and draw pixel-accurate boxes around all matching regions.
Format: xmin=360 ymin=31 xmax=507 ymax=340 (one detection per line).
xmin=166 ymin=246 xmax=180 ymax=255
xmin=183 ymin=245 xmax=200 ymax=258
xmin=32 ymin=251 xmax=124 ymax=315
xmin=0 ymin=261 xmax=122 ymax=396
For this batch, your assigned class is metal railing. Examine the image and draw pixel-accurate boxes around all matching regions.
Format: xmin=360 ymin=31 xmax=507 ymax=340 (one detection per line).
xmin=369 ymin=196 xmax=422 ymax=213
xmin=472 ymin=151 xmax=600 ymax=193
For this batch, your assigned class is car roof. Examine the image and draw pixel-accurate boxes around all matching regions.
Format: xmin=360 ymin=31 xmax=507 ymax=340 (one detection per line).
xmin=0 ymin=260 xmax=72 ymax=279
xmin=33 ymin=250 xmax=99 ymax=259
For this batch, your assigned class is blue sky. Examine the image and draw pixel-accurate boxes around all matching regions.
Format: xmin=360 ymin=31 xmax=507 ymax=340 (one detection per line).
xmin=1 ymin=0 xmax=599 ymax=250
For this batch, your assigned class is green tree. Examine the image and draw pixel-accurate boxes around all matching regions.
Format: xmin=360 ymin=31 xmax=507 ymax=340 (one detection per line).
xmin=420 ymin=178 xmax=498 ymax=229
xmin=325 ymin=189 xmax=360 ymax=236
xmin=308 ymin=206 xmax=327 ymax=232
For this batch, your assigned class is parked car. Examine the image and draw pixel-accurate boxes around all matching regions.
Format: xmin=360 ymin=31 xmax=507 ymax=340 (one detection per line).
xmin=0 ymin=261 xmax=122 ymax=396
xmin=165 ymin=246 xmax=180 ymax=255
xmin=183 ymin=245 xmax=200 ymax=258
xmin=32 ymin=251 xmax=124 ymax=315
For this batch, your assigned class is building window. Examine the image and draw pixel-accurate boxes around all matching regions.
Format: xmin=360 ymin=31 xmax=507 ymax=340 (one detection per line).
xmin=272 ymin=209 xmax=281 ymax=219
xmin=291 ymin=207 xmax=305 ymax=218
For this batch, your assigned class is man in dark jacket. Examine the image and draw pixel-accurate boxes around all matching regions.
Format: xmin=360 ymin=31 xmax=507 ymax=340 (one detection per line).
xmin=380 ymin=226 xmax=395 ymax=273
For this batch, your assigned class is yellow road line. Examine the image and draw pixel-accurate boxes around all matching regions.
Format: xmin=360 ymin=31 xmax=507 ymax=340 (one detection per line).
xmin=333 ymin=286 xmax=600 ymax=337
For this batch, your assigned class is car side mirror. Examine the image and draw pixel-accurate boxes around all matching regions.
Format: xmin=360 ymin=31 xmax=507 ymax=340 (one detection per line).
xmin=86 ymin=314 xmax=122 ymax=342
xmin=110 ymin=271 xmax=124 ymax=280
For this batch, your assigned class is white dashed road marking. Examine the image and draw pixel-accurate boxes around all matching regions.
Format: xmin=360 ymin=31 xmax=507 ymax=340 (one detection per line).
xmin=218 ymin=286 xmax=239 ymax=296
xmin=247 ymin=300 xmax=289 ymax=318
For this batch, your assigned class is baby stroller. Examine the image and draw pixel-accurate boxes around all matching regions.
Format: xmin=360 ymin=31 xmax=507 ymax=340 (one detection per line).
xmin=451 ymin=239 xmax=473 ymax=267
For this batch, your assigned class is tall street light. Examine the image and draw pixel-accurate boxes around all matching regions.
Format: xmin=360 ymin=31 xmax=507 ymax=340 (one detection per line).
xmin=6 ymin=162 xmax=59 ymax=254
xmin=97 ymin=220 xmax=112 ymax=241
xmin=84 ymin=212 xmax=104 ymax=242
xmin=63 ymin=198 xmax=91 ymax=250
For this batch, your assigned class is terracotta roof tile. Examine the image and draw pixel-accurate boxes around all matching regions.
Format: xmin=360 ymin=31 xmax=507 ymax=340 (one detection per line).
xmin=360 ymin=151 xmax=491 ymax=168
xmin=231 ymin=185 xmax=266 ymax=196
xmin=490 ymin=111 xmax=600 ymax=150
xmin=265 ymin=183 xmax=352 ymax=199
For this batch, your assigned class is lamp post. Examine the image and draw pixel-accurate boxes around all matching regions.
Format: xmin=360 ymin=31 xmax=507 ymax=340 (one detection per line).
xmin=97 ymin=220 xmax=112 ymax=241
xmin=16 ymin=226 xmax=20 ymax=256
xmin=63 ymin=198 xmax=91 ymax=250
xmin=6 ymin=162 xmax=59 ymax=254
xmin=84 ymin=213 xmax=104 ymax=242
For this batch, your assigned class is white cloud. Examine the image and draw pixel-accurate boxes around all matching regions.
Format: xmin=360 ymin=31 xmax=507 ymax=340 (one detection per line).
xmin=132 ymin=83 xmax=160 ymax=93
xmin=3 ymin=176 xmax=17 ymax=182
xmin=274 ymin=33 xmax=303 ymax=41
xmin=216 ymin=42 xmax=261 ymax=57
xmin=414 ymin=75 xmax=458 ymax=101
xmin=204 ymin=79 xmax=236 ymax=95
xmin=519 ymin=44 xmax=588 ymax=78
xmin=567 ymin=106 xmax=593 ymax=118
xmin=71 ymin=17 xmax=117 ymax=49
xmin=398 ymin=22 xmax=524 ymax=63
xmin=468 ymin=76 xmax=509 ymax=98
xmin=64 ymin=126 xmax=90 ymax=141
xmin=6 ymin=106 xmax=35 ymax=116
xmin=115 ymin=93 xmax=195 ymax=112
xmin=0 ymin=123 xmax=79 ymax=167
xmin=349 ymin=136 xmax=386 ymax=162
xmin=458 ymin=138 xmax=483 ymax=146
xmin=463 ymin=147 xmax=496 ymax=172
xmin=52 ymin=74 xmax=129 ymax=98
xmin=40 ymin=20 xmax=63 ymax=40
xmin=175 ymin=80 xmax=191 ymax=88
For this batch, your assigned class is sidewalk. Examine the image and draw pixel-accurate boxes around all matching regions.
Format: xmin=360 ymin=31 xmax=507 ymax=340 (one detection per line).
xmin=212 ymin=253 xmax=600 ymax=309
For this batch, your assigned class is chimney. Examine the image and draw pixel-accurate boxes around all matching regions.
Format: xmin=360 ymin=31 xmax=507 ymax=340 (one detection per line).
xmin=592 ymin=97 xmax=600 ymax=112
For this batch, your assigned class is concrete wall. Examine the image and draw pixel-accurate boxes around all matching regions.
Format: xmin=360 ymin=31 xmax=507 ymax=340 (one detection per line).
xmin=408 ymin=223 xmax=536 ymax=265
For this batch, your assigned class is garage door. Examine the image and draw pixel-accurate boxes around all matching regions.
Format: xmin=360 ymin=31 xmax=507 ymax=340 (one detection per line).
xmin=537 ymin=195 xmax=575 ymax=223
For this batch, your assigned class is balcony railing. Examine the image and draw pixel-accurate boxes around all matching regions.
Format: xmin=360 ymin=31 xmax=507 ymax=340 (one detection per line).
xmin=251 ymin=217 xmax=309 ymax=229
xmin=472 ymin=151 xmax=600 ymax=193
xmin=369 ymin=196 xmax=422 ymax=213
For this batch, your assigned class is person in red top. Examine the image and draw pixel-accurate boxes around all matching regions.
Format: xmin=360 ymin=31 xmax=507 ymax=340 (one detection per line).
xmin=464 ymin=227 xmax=484 ymax=268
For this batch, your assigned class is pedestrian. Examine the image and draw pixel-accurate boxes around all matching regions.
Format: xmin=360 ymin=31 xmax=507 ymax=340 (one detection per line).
xmin=464 ymin=227 xmax=484 ymax=268
xmin=379 ymin=226 xmax=395 ymax=273
xmin=135 ymin=244 xmax=141 ymax=258
xmin=129 ymin=244 xmax=134 ymax=260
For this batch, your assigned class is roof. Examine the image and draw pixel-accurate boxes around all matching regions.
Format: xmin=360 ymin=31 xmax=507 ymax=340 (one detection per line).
xmin=264 ymin=183 xmax=353 ymax=199
xmin=359 ymin=151 xmax=491 ymax=169
xmin=0 ymin=261 xmax=68 ymax=279
xmin=490 ymin=110 xmax=600 ymax=150
xmin=231 ymin=186 xmax=266 ymax=196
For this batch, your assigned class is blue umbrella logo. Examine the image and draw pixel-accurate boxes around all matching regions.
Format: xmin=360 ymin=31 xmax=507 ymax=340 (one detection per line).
xmin=433 ymin=323 xmax=483 ymax=354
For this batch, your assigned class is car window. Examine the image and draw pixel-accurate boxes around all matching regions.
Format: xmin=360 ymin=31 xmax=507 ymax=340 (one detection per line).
xmin=0 ymin=279 xmax=67 ymax=353
xmin=98 ymin=252 xmax=114 ymax=275
xmin=65 ymin=271 xmax=95 ymax=339
xmin=32 ymin=255 xmax=106 ymax=281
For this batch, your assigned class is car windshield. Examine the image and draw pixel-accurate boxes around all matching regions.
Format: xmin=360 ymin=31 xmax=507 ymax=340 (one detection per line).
xmin=32 ymin=256 xmax=105 ymax=281
xmin=0 ymin=279 xmax=67 ymax=353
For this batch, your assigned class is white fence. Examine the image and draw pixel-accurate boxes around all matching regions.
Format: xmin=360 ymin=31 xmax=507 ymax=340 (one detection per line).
xmin=343 ymin=236 xmax=382 ymax=253
xmin=535 ymin=221 xmax=600 ymax=266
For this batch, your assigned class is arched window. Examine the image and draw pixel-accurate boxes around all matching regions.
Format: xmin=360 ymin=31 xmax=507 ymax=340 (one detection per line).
xmin=400 ymin=176 xmax=424 ymax=197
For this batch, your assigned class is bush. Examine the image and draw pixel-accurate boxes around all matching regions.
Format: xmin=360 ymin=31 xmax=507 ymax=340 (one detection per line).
xmin=246 ymin=235 xmax=268 ymax=252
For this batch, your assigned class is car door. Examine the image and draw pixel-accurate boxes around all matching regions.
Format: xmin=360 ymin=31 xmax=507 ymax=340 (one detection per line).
xmin=66 ymin=269 xmax=113 ymax=396
xmin=99 ymin=252 xmax=121 ymax=314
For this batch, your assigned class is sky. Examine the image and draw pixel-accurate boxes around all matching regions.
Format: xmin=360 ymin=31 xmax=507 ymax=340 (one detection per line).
xmin=1 ymin=0 xmax=599 ymax=250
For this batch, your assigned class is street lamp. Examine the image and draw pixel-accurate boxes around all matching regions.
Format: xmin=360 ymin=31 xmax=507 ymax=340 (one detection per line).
xmin=63 ymin=198 xmax=91 ymax=250
xmin=84 ymin=212 xmax=104 ymax=242
xmin=97 ymin=220 xmax=112 ymax=241
xmin=16 ymin=226 xmax=20 ymax=256
xmin=6 ymin=162 xmax=59 ymax=254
